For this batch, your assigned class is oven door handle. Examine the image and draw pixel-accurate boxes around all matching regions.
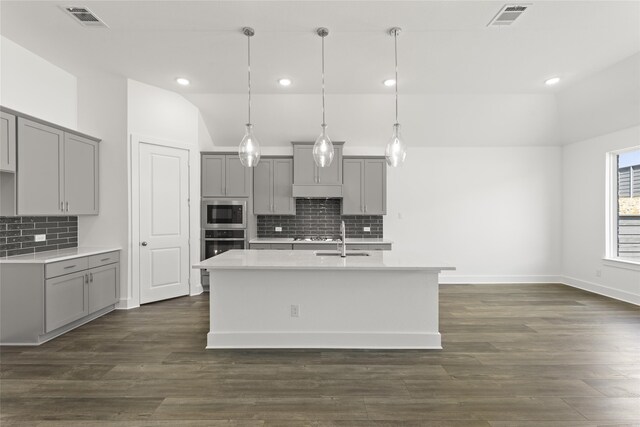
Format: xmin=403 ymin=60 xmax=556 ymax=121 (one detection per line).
xmin=203 ymin=238 xmax=246 ymax=241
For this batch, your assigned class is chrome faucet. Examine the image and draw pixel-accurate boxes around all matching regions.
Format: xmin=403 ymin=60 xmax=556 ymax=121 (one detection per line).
xmin=339 ymin=220 xmax=347 ymax=258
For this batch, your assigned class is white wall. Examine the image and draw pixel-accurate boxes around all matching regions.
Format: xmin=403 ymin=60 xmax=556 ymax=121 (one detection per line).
xmin=127 ymin=79 xmax=202 ymax=306
xmin=562 ymin=126 xmax=640 ymax=304
xmin=386 ymin=146 xmax=563 ymax=283
xmin=557 ymin=53 xmax=640 ymax=145
xmin=77 ymin=75 xmax=129 ymax=306
xmin=0 ymin=35 xmax=77 ymax=129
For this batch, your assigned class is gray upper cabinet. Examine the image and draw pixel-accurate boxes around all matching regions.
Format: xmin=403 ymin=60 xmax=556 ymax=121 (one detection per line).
xmin=16 ymin=117 xmax=100 ymax=216
xmin=64 ymin=133 xmax=99 ymax=215
xmin=0 ymin=112 xmax=16 ymax=173
xmin=342 ymin=157 xmax=387 ymax=215
xmin=17 ymin=118 xmax=64 ymax=215
xmin=292 ymin=142 xmax=343 ymax=198
xmin=253 ymin=158 xmax=295 ymax=215
xmin=202 ymin=154 xmax=251 ymax=197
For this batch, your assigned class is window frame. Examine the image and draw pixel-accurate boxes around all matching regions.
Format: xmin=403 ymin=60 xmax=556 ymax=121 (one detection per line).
xmin=605 ymin=148 xmax=640 ymax=267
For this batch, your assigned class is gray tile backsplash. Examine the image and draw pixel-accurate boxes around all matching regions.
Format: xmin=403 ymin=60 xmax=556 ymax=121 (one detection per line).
xmin=0 ymin=216 xmax=78 ymax=257
xmin=257 ymin=198 xmax=383 ymax=238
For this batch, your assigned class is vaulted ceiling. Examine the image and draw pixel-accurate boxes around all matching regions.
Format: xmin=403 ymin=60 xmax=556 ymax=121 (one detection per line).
xmin=1 ymin=1 xmax=638 ymax=94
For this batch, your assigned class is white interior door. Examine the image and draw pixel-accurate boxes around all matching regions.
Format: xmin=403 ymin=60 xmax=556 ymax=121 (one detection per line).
xmin=139 ymin=142 xmax=190 ymax=304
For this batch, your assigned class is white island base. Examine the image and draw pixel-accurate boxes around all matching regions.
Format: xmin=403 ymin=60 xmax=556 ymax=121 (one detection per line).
xmin=196 ymin=250 xmax=454 ymax=350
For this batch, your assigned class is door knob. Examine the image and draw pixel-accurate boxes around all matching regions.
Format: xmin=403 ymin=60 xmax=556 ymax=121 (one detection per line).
xmin=141 ymin=241 xmax=148 ymax=246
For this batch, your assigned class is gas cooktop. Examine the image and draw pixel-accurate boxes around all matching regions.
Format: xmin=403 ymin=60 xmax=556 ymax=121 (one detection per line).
xmin=293 ymin=236 xmax=340 ymax=242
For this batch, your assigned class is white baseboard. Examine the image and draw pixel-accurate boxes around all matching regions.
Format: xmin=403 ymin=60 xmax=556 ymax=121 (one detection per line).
xmin=440 ymin=275 xmax=563 ymax=284
xmin=207 ymin=331 xmax=442 ymax=349
xmin=116 ymin=298 xmax=140 ymax=310
xmin=190 ymin=283 xmax=204 ymax=296
xmin=560 ymin=275 xmax=640 ymax=305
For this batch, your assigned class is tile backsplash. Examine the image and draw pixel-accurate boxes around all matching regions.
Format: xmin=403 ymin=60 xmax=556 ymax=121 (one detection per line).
xmin=0 ymin=216 xmax=78 ymax=257
xmin=257 ymin=198 xmax=383 ymax=238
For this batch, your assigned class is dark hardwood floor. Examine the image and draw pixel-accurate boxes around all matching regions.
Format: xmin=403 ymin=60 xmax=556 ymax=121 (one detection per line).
xmin=1 ymin=283 xmax=639 ymax=426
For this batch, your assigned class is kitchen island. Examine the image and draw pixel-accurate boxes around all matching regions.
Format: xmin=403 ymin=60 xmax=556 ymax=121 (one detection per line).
xmin=194 ymin=249 xmax=454 ymax=349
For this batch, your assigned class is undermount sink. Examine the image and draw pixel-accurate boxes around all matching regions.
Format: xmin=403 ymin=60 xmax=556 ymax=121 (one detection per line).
xmin=314 ymin=251 xmax=370 ymax=257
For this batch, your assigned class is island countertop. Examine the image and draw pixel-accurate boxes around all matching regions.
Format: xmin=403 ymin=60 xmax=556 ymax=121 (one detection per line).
xmin=194 ymin=249 xmax=455 ymax=272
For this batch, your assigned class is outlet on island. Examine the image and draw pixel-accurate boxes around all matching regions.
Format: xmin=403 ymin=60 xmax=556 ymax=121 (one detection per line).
xmin=290 ymin=304 xmax=300 ymax=317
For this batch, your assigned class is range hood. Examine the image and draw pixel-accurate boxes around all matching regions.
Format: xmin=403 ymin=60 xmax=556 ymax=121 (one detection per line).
xmin=291 ymin=141 xmax=344 ymax=198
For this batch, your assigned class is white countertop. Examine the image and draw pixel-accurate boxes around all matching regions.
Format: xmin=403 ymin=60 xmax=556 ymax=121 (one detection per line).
xmin=194 ymin=249 xmax=454 ymax=272
xmin=250 ymin=237 xmax=393 ymax=245
xmin=0 ymin=247 xmax=121 ymax=264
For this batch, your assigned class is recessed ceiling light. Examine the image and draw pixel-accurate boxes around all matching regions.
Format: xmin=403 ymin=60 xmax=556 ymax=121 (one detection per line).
xmin=383 ymin=79 xmax=396 ymax=87
xmin=176 ymin=77 xmax=190 ymax=86
xmin=545 ymin=77 xmax=560 ymax=86
xmin=278 ymin=78 xmax=292 ymax=87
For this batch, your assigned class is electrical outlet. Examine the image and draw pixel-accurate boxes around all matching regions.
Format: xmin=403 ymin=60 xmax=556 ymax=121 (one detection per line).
xmin=275 ymin=226 xmax=282 ymax=232
xmin=290 ymin=304 xmax=300 ymax=317
xmin=363 ymin=226 xmax=371 ymax=232
xmin=34 ymin=234 xmax=46 ymax=242
xmin=596 ymin=270 xmax=602 ymax=277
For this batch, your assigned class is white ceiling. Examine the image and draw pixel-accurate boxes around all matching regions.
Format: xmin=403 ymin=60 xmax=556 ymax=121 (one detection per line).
xmin=1 ymin=0 xmax=638 ymax=95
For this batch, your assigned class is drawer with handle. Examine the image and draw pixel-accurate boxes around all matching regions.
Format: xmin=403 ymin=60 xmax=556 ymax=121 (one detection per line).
xmin=45 ymin=257 xmax=89 ymax=279
xmin=88 ymin=251 xmax=120 ymax=268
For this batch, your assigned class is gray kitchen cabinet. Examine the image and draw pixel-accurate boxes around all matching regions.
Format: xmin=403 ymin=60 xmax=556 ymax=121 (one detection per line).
xmin=292 ymin=142 xmax=343 ymax=197
xmin=0 ymin=111 xmax=16 ymax=172
xmin=342 ymin=157 xmax=387 ymax=215
xmin=250 ymin=243 xmax=293 ymax=250
xmin=64 ymin=133 xmax=99 ymax=215
xmin=0 ymin=250 xmax=120 ymax=345
xmin=17 ymin=118 xmax=64 ymax=215
xmin=16 ymin=117 xmax=100 ymax=215
xmin=45 ymin=271 xmax=89 ymax=333
xmin=202 ymin=154 xmax=251 ymax=197
xmin=89 ymin=263 xmax=119 ymax=313
xmin=254 ymin=158 xmax=295 ymax=215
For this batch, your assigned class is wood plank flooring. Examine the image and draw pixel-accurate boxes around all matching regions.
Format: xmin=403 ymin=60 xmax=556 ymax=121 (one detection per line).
xmin=1 ymin=283 xmax=639 ymax=426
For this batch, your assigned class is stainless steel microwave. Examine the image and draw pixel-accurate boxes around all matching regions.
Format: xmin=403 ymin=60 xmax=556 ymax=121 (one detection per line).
xmin=201 ymin=199 xmax=247 ymax=229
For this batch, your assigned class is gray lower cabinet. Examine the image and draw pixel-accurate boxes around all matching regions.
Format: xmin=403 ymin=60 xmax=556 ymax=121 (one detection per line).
xmin=254 ymin=158 xmax=295 ymax=215
xmin=16 ymin=117 xmax=100 ymax=215
xmin=0 ymin=251 xmax=120 ymax=345
xmin=342 ymin=157 xmax=387 ymax=215
xmin=250 ymin=243 xmax=294 ymax=250
xmin=202 ymin=154 xmax=251 ymax=197
xmin=0 ymin=111 xmax=16 ymax=172
xmin=45 ymin=271 xmax=89 ymax=333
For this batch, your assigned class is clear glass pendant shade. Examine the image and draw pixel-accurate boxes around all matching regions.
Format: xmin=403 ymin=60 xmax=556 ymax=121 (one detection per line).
xmin=313 ymin=124 xmax=334 ymax=168
xmin=385 ymin=123 xmax=407 ymax=167
xmin=239 ymin=124 xmax=261 ymax=167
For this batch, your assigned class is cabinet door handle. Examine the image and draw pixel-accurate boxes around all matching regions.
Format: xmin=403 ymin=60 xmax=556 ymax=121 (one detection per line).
xmin=60 ymin=201 xmax=64 ymax=212
xmin=65 ymin=201 xmax=69 ymax=212
xmin=84 ymin=274 xmax=89 ymax=284
xmin=64 ymin=264 xmax=77 ymax=269
xmin=90 ymin=272 xmax=93 ymax=283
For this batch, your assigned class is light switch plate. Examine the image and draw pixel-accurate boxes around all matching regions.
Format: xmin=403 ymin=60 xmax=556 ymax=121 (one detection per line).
xmin=363 ymin=227 xmax=371 ymax=232
xmin=34 ymin=234 xmax=46 ymax=242
xmin=275 ymin=226 xmax=282 ymax=232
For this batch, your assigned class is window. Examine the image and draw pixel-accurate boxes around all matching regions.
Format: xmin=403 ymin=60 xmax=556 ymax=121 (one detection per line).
xmin=607 ymin=148 xmax=640 ymax=262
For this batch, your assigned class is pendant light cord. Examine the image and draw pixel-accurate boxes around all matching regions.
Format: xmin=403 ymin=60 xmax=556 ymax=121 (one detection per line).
xmin=321 ymin=34 xmax=326 ymax=126
xmin=394 ymin=29 xmax=399 ymax=125
xmin=247 ymin=33 xmax=252 ymax=125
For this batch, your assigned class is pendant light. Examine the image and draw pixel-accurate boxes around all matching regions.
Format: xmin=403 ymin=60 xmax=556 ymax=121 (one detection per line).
xmin=313 ymin=27 xmax=334 ymax=168
xmin=238 ymin=27 xmax=261 ymax=167
xmin=385 ymin=27 xmax=407 ymax=167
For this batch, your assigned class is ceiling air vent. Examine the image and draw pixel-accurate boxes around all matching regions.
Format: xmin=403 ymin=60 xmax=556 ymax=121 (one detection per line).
xmin=62 ymin=6 xmax=108 ymax=28
xmin=488 ymin=4 xmax=529 ymax=27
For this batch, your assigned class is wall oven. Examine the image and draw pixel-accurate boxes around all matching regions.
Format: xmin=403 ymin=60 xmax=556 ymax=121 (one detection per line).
xmin=201 ymin=229 xmax=246 ymax=260
xmin=201 ymin=199 xmax=246 ymax=229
